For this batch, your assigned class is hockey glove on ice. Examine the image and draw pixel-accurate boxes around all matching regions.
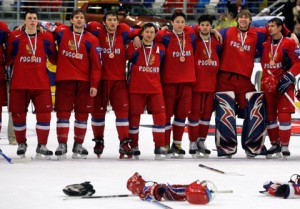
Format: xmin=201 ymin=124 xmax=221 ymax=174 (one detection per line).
xmin=63 ymin=181 xmax=96 ymax=196
xmin=277 ymin=71 xmax=295 ymax=93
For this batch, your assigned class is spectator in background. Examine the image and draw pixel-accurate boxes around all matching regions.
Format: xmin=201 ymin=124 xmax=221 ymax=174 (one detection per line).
xmin=293 ymin=23 xmax=300 ymax=40
xmin=261 ymin=7 xmax=271 ymax=16
xmin=215 ymin=13 xmax=227 ymax=29
xmin=282 ymin=0 xmax=296 ymax=32
xmin=226 ymin=12 xmax=237 ymax=27
xmin=293 ymin=0 xmax=300 ymax=25
xmin=227 ymin=0 xmax=247 ymax=18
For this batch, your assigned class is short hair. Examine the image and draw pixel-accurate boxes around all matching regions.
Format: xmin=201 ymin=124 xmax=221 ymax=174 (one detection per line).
xmin=236 ymin=9 xmax=252 ymax=21
xmin=141 ymin=22 xmax=157 ymax=33
xmin=70 ymin=9 xmax=86 ymax=20
xmin=268 ymin=17 xmax=283 ymax=27
xmin=171 ymin=11 xmax=186 ymax=21
xmin=198 ymin=15 xmax=213 ymax=25
xmin=103 ymin=11 xmax=118 ymax=22
xmin=24 ymin=10 xmax=39 ymax=20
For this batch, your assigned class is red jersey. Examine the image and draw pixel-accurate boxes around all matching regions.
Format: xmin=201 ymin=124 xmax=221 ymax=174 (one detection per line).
xmin=193 ymin=33 xmax=222 ymax=92
xmin=126 ymin=41 xmax=165 ymax=94
xmin=261 ymin=37 xmax=298 ymax=79
xmin=219 ymin=27 xmax=268 ymax=78
xmin=87 ymin=22 xmax=138 ymax=81
xmin=55 ymin=25 xmax=101 ymax=88
xmin=0 ymin=22 xmax=10 ymax=81
xmin=6 ymin=30 xmax=57 ymax=90
xmin=156 ymin=26 xmax=196 ymax=83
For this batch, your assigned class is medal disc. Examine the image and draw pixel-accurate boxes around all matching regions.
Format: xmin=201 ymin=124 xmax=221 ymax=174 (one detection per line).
xmin=207 ymin=59 xmax=212 ymax=65
xmin=180 ymin=56 xmax=185 ymax=62
xmin=31 ymin=56 xmax=36 ymax=62
xmin=109 ymin=53 xmax=115 ymax=59
xmin=240 ymin=47 xmax=244 ymax=52
xmin=270 ymin=60 xmax=275 ymax=66
xmin=75 ymin=53 xmax=81 ymax=59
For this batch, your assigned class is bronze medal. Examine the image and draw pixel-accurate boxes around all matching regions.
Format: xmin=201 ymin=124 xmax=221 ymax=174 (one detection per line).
xmin=180 ymin=56 xmax=185 ymax=62
xmin=240 ymin=46 xmax=244 ymax=52
xmin=207 ymin=59 xmax=212 ymax=65
xmin=109 ymin=53 xmax=115 ymax=59
xmin=270 ymin=60 xmax=275 ymax=66
xmin=75 ymin=53 xmax=81 ymax=59
xmin=31 ymin=56 xmax=36 ymax=62
xmin=145 ymin=66 xmax=150 ymax=72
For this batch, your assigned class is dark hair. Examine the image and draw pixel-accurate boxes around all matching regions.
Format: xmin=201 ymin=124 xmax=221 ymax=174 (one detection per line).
xmin=236 ymin=9 xmax=252 ymax=21
xmin=198 ymin=15 xmax=213 ymax=25
xmin=24 ymin=10 xmax=39 ymax=20
xmin=103 ymin=11 xmax=118 ymax=22
xmin=141 ymin=22 xmax=157 ymax=33
xmin=171 ymin=11 xmax=186 ymax=21
xmin=70 ymin=9 xmax=86 ymax=20
xmin=268 ymin=17 xmax=283 ymax=27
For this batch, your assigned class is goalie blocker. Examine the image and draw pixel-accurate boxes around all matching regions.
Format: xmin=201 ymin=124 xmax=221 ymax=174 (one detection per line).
xmin=215 ymin=91 xmax=267 ymax=157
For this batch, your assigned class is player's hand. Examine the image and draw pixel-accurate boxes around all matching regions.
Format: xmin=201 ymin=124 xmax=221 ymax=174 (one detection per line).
xmin=90 ymin=87 xmax=97 ymax=97
xmin=277 ymin=71 xmax=295 ymax=93
xmin=133 ymin=36 xmax=142 ymax=48
xmin=211 ymin=29 xmax=223 ymax=44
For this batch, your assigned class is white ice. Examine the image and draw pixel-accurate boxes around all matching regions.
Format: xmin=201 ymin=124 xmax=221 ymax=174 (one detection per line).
xmin=1 ymin=108 xmax=300 ymax=209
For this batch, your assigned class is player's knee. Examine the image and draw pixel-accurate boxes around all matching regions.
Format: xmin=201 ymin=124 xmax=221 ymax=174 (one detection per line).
xmin=12 ymin=113 xmax=26 ymax=123
xmin=75 ymin=113 xmax=89 ymax=121
xmin=57 ymin=111 xmax=71 ymax=120
xmin=36 ymin=112 xmax=51 ymax=123
xmin=153 ymin=112 xmax=166 ymax=126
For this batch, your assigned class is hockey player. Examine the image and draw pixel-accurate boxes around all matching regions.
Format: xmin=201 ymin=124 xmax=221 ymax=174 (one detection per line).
xmin=188 ymin=15 xmax=222 ymax=158
xmin=260 ymin=18 xmax=300 ymax=159
xmin=86 ymin=11 xmax=139 ymax=159
xmin=5 ymin=10 xmax=57 ymax=159
xmin=126 ymin=23 xmax=171 ymax=160
xmin=53 ymin=9 xmax=101 ymax=159
xmin=215 ymin=10 xmax=296 ymax=158
xmin=156 ymin=11 xmax=196 ymax=158
xmin=0 ymin=22 xmax=9 ymax=140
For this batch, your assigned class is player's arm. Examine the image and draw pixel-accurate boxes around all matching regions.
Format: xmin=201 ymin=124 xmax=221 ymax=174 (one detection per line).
xmin=44 ymin=32 xmax=57 ymax=65
xmin=89 ymin=37 xmax=102 ymax=95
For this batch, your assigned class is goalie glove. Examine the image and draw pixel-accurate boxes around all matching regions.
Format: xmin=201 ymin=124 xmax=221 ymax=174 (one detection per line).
xmin=139 ymin=183 xmax=187 ymax=201
xmin=63 ymin=182 xmax=96 ymax=196
xmin=277 ymin=71 xmax=295 ymax=93
xmin=263 ymin=181 xmax=300 ymax=199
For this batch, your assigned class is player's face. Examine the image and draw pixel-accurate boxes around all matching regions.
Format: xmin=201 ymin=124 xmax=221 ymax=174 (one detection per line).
xmin=104 ymin=15 xmax=119 ymax=32
xmin=71 ymin=13 xmax=86 ymax=30
xmin=142 ymin=27 xmax=156 ymax=43
xmin=199 ymin=21 xmax=212 ymax=36
xmin=268 ymin=22 xmax=282 ymax=37
xmin=237 ymin=15 xmax=251 ymax=30
xmin=24 ymin=13 xmax=38 ymax=31
xmin=172 ymin=16 xmax=185 ymax=34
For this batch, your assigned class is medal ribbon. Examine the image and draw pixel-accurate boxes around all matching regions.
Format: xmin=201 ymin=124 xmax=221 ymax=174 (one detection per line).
xmin=142 ymin=42 xmax=153 ymax=67
xmin=200 ymin=34 xmax=211 ymax=59
xmin=25 ymin=31 xmax=37 ymax=56
xmin=73 ymin=31 xmax=83 ymax=54
xmin=239 ymin=31 xmax=247 ymax=49
xmin=107 ymin=32 xmax=116 ymax=54
xmin=271 ymin=36 xmax=283 ymax=62
xmin=173 ymin=30 xmax=185 ymax=57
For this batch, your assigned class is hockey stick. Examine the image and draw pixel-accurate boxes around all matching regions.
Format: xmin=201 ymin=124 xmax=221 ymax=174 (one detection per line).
xmin=0 ymin=149 xmax=13 ymax=164
xmin=143 ymin=196 xmax=173 ymax=209
xmin=63 ymin=194 xmax=135 ymax=200
xmin=212 ymin=190 xmax=234 ymax=193
xmin=199 ymin=164 xmax=244 ymax=176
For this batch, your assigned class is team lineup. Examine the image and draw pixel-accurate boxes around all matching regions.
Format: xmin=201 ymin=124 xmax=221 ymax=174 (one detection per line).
xmin=1 ymin=8 xmax=300 ymax=162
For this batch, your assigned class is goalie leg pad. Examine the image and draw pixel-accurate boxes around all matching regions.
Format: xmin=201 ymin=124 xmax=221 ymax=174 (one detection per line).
xmin=242 ymin=92 xmax=267 ymax=155
xmin=214 ymin=91 xmax=237 ymax=156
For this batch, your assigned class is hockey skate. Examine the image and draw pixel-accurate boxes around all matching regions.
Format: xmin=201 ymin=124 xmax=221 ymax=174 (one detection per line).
xmin=266 ymin=144 xmax=282 ymax=159
xmin=196 ymin=138 xmax=211 ymax=158
xmin=245 ymin=150 xmax=255 ymax=159
xmin=154 ymin=146 xmax=172 ymax=160
xmin=281 ymin=146 xmax=290 ymax=160
xmin=72 ymin=143 xmax=88 ymax=159
xmin=17 ymin=143 xmax=28 ymax=158
xmin=170 ymin=142 xmax=185 ymax=159
xmin=55 ymin=143 xmax=67 ymax=160
xmin=35 ymin=144 xmax=53 ymax=160
xmin=132 ymin=146 xmax=141 ymax=159
xmin=92 ymin=138 xmax=104 ymax=158
xmin=189 ymin=141 xmax=198 ymax=158
xmin=119 ymin=138 xmax=133 ymax=159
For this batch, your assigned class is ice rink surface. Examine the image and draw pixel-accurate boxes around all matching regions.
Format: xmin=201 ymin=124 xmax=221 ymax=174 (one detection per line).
xmin=1 ymin=109 xmax=300 ymax=209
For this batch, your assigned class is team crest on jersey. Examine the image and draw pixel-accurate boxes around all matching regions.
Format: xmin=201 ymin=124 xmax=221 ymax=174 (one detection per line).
xmin=26 ymin=44 xmax=33 ymax=55
xmin=68 ymin=40 xmax=76 ymax=51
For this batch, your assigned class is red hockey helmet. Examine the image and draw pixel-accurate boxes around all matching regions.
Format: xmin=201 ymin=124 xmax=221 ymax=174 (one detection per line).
xmin=186 ymin=180 xmax=214 ymax=204
xmin=261 ymin=76 xmax=278 ymax=93
xmin=127 ymin=172 xmax=146 ymax=195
